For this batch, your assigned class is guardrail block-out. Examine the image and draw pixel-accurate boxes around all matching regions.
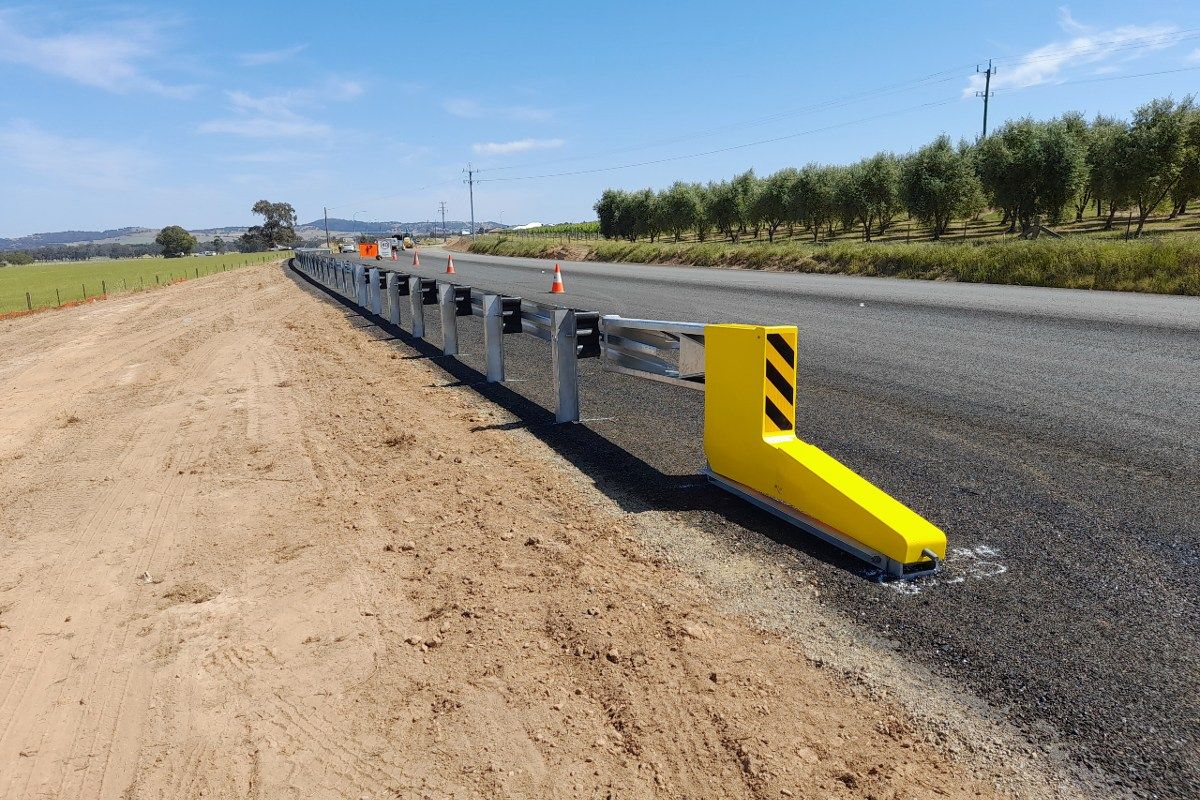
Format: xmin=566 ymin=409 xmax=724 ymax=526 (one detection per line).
xmin=703 ymin=323 xmax=946 ymax=577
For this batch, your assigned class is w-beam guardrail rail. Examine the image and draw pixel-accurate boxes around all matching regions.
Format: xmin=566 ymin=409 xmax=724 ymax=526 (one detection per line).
xmin=290 ymin=252 xmax=947 ymax=579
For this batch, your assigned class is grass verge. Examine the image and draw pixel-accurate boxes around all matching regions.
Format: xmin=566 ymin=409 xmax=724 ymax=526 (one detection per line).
xmin=460 ymin=236 xmax=1200 ymax=295
xmin=0 ymin=252 xmax=289 ymax=314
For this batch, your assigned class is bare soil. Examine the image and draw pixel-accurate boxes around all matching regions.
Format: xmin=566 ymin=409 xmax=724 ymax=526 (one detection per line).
xmin=0 ymin=262 xmax=1074 ymax=798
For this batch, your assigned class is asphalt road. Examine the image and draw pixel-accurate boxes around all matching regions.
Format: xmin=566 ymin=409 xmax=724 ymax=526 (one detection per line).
xmin=320 ymin=248 xmax=1199 ymax=798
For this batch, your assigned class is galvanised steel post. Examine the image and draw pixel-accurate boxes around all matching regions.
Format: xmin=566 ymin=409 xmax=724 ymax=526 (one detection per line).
xmin=438 ymin=282 xmax=458 ymax=356
xmin=386 ymin=272 xmax=401 ymax=325
xmin=483 ymin=293 xmax=504 ymax=382
xmin=551 ymin=309 xmax=580 ymax=423
xmin=368 ymin=267 xmax=381 ymax=315
xmin=408 ymin=276 xmax=425 ymax=339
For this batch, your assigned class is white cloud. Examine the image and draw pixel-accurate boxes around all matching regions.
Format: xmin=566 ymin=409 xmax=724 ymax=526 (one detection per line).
xmin=199 ymin=79 xmax=362 ymax=139
xmin=237 ymin=43 xmax=308 ymax=66
xmin=443 ymin=98 xmax=485 ymax=118
xmin=217 ymin=150 xmax=318 ymax=164
xmin=199 ymin=117 xmax=330 ymax=138
xmin=443 ymin=98 xmax=553 ymax=122
xmin=0 ymin=9 xmax=194 ymax=97
xmin=964 ymin=13 xmax=1180 ymax=96
xmin=0 ymin=121 xmax=152 ymax=189
xmin=1188 ymin=48 xmax=1200 ymax=63
xmin=1057 ymin=7 xmax=1087 ymax=35
xmin=473 ymin=138 xmax=564 ymax=156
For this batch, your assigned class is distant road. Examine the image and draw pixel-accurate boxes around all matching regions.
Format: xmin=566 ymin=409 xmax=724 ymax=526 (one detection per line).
xmin=350 ymin=246 xmax=1200 ymax=798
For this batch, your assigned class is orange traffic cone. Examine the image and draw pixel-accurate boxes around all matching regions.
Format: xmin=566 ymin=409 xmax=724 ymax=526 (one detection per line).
xmin=412 ymin=249 xmax=420 ymax=267
xmin=549 ymin=263 xmax=565 ymax=294
xmin=445 ymin=254 xmax=456 ymax=274
xmin=391 ymin=248 xmax=397 ymax=261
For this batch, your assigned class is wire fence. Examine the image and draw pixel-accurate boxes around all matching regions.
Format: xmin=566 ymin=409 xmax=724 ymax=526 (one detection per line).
xmin=0 ymin=253 xmax=286 ymax=316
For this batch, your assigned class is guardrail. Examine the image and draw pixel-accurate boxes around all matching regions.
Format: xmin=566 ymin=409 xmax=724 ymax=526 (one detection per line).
xmin=295 ymin=251 xmax=613 ymax=424
xmin=290 ymin=250 xmax=948 ymax=580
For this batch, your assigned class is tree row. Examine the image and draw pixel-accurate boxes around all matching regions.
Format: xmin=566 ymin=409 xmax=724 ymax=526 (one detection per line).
xmin=595 ymin=96 xmax=1199 ymax=242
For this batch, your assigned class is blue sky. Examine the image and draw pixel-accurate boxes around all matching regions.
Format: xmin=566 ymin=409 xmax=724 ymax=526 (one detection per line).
xmin=2 ymin=0 xmax=1199 ymax=236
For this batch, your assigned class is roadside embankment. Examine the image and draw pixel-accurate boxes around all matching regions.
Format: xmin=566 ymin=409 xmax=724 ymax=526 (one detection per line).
xmin=455 ymin=235 xmax=1200 ymax=295
xmin=0 ymin=260 xmax=1092 ymax=799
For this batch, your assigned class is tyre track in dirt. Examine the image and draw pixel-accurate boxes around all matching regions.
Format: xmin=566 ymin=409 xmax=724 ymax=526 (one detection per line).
xmin=1 ymin=320 xmax=244 ymax=798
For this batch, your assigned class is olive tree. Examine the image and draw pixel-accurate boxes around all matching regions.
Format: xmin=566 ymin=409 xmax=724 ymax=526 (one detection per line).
xmin=900 ymin=136 xmax=983 ymax=239
xmin=594 ymin=189 xmax=624 ymax=239
xmin=1122 ymin=96 xmax=1194 ymax=236
xmin=976 ymin=118 xmax=1086 ymax=236
xmin=706 ymin=180 xmax=743 ymax=242
xmin=657 ymin=182 xmax=703 ymax=241
xmin=1169 ymin=105 xmax=1200 ymax=217
xmin=1087 ymin=117 xmax=1133 ymax=229
xmin=752 ymin=168 xmax=796 ymax=242
xmin=789 ymin=164 xmax=836 ymax=241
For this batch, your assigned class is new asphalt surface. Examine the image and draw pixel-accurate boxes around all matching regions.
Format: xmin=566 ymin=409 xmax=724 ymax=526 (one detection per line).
xmin=312 ymin=248 xmax=1198 ymax=798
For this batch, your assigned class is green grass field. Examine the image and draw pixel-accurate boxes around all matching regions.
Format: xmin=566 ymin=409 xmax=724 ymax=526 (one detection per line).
xmin=0 ymin=252 xmax=289 ymax=314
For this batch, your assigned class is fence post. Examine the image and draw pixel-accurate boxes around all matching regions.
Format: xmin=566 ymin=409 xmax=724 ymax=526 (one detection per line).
xmin=56 ymin=289 xmax=61 ymax=307
xmin=102 ymin=280 xmax=107 ymax=297
xmin=483 ymin=293 xmax=504 ymax=382
xmin=408 ymin=276 xmax=425 ymax=338
xmin=26 ymin=292 xmax=31 ymax=311
xmin=82 ymin=283 xmax=86 ymax=299
xmin=438 ymin=282 xmax=458 ymax=355
xmin=551 ymin=309 xmax=580 ymax=423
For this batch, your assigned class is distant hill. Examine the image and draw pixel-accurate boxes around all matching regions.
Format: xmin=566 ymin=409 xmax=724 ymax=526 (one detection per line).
xmin=0 ymin=219 xmax=508 ymax=251
xmin=0 ymin=227 xmax=153 ymax=250
xmin=302 ymin=219 xmax=504 ymax=236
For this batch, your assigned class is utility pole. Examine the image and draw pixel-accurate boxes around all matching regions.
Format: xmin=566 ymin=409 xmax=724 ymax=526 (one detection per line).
xmin=975 ymin=59 xmax=996 ymax=140
xmin=323 ymin=206 xmax=331 ymax=252
xmin=438 ymin=201 xmax=447 ymax=241
xmin=465 ymin=163 xmax=476 ymax=238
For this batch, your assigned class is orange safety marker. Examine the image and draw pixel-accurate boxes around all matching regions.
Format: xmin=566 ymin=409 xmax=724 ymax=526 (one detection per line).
xmin=549 ymin=263 xmax=565 ymax=294
xmin=445 ymin=254 xmax=456 ymax=274
xmin=412 ymin=249 xmax=420 ymax=267
xmin=391 ymin=248 xmax=398 ymax=261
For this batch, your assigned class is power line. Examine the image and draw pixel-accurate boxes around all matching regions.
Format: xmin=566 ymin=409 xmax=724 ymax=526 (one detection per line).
xmin=328 ymin=31 xmax=1200 ymax=217
xmin=474 ymin=30 xmax=1200 ymax=178
xmin=326 ymin=176 xmax=462 ymax=213
xmin=993 ymin=64 xmax=1200 ymax=94
xmin=475 ymin=96 xmax=961 ymax=184
xmin=990 ymin=27 xmax=1200 ymax=67
xmin=475 ymin=62 xmax=976 ymax=175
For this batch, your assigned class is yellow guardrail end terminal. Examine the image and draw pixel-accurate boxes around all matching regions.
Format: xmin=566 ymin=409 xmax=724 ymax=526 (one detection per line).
xmin=703 ymin=324 xmax=946 ymax=572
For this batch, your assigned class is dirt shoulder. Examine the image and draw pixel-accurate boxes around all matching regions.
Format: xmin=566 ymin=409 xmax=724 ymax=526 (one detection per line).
xmin=0 ymin=261 xmax=1081 ymax=798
